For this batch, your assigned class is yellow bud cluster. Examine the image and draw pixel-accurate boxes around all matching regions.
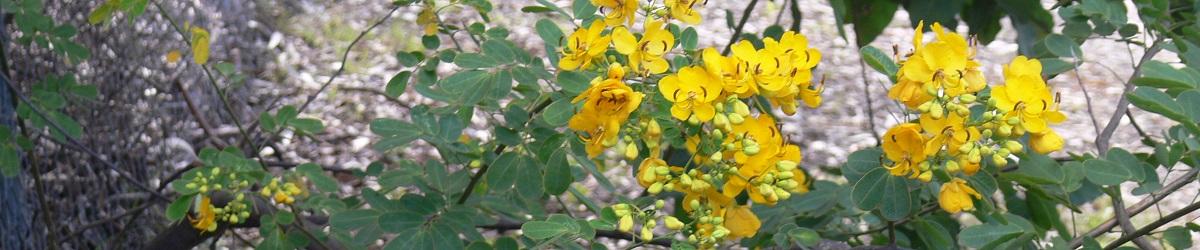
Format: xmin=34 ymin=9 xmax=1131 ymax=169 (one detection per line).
xmin=260 ymin=178 xmax=304 ymax=205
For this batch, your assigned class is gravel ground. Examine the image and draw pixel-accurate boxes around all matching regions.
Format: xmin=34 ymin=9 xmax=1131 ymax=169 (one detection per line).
xmin=237 ymin=0 xmax=1198 ymax=246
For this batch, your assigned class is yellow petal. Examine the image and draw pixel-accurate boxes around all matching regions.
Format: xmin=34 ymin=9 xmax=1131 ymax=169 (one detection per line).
xmin=692 ymin=103 xmax=716 ymax=122
xmin=612 ymin=27 xmax=637 ymax=55
xmin=659 ymin=75 xmax=682 ymax=102
xmin=670 ymin=103 xmax=692 ymax=121
xmin=724 ymin=206 xmax=761 ymax=238
xmin=1031 ymin=131 xmax=1064 ymax=154
xmin=190 ymin=26 xmax=211 ymax=64
xmin=644 ymin=57 xmax=670 ymax=74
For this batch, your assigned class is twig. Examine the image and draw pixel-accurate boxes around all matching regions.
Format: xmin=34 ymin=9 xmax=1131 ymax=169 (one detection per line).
xmin=339 ymin=87 xmax=413 ymax=109
xmin=859 ymin=59 xmax=881 ymax=146
xmin=1105 ymin=187 xmax=1157 ymax=250
xmin=172 ymin=79 xmax=227 ymax=147
xmin=1103 ymin=201 xmax=1200 ymax=250
xmin=1095 ymin=40 xmax=1162 ymax=154
xmin=480 ymin=220 xmax=672 ymax=247
xmin=151 ymin=0 xmax=255 ymax=152
xmin=1070 ymin=166 xmax=1200 ymax=248
xmin=61 ymin=202 xmax=154 ymax=242
xmin=456 ymin=97 xmax=553 ymax=204
xmin=1070 ymin=62 xmax=1101 ymax=139
xmin=722 ymin=0 xmax=760 ymax=55
xmin=0 ymin=73 xmax=170 ymax=202
xmin=847 ymin=205 xmax=939 ymax=237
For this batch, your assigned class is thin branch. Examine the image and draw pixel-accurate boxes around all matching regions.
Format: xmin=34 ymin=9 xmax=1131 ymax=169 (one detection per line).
xmin=859 ymin=59 xmax=881 ymax=146
xmin=0 ymin=73 xmax=170 ymax=202
xmin=1103 ymin=201 xmax=1200 ymax=250
xmin=1105 ymin=187 xmax=1158 ymax=250
xmin=172 ymin=79 xmax=227 ymax=147
xmin=1070 ymin=63 xmax=1101 ymax=139
xmin=481 ymin=220 xmax=672 ymax=247
xmin=339 ymin=87 xmax=413 ymax=109
xmin=1095 ymin=40 xmax=1162 ymax=154
xmin=1070 ymin=166 xmax=1200 ymax=248
xmin=722 ymin=0 xmax=760 ymax=55
xmin=457 ymin=97 xmax=553 ymax=204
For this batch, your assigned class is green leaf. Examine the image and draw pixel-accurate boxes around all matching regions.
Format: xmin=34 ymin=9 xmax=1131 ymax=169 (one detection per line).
xmin=680 ymin=27 xmax=699 ymax=51
xmin=422 ymin=35 xmax=440 ymax=50
xmin=1043 ymin=34 xmax=1083 ymax=59
xmin=370 ymin=118 xmax=423 ymax=151
xmin=397 ymin=51 xmax=422 ymax=67
xmin=454 ymin=53 xmax=497 ymax=68
xmin=330 ymin=209 xmax=381 ymax=230
xmin=912 ymin=219 xmax=954 ymax=250
xmin=298 ymin=163 xmax=339 ymax=192
xmin=487 ymin=152 xmax=522 ymax=189
xmin=843 ymin=148 xmax=882 ymax=183
xmin=386 ymin=71 xmax=412 ymax=97
xmin=1179 ymin=90 xmax=1200 ymax=124
xmin=788 ymin=227 xmax=821 ymax=247
xmin=1133 ymin=61 xmax=1197 ymax=89
xmin=521 ymin=6 xmax=554 ymax=13
xmin=848 ymin=0 xmax=900 ymax=47
xmin=539 ymin=98 xmax=574 ymax=126
xmin=1105 ymin=148 xmax=1147 ymax=182
xmin=962 ymin=0 xmax=1003 ymax=43
xmin=958 ymin=223 xmax=1024 ymax=248
xmin=997 ymin=0 xmax=1053 ymax=55
xmin=482 ymin=40 xmax=516 ymax=64
xmin=1164 ymin=226 xmax=1193 ymax=250
xmin=860 ymin=45 xmax=898 ymax=82
xmin=1084 ymin=158 xmax=1132 ymax=186
xmin=1007 ymin=153 xmax=1063 ymax=184
xmin=88 ymin=0 xmax=119 ymax=24
xmin=851 ymin=168 xmax=911 ymax=220
xmin=290 ymin=118 xmax=324 ymax=134
xmin=1128 ymin=87 xmax=1190 ymax=123
xmin=903 ymin=0 xmax=961 ymax=31
xmin=556 ymin=71 xmax=591 ymax=94
xmin=165 ymin=194 xmax=194 ymax=222
xmin=440 ymin=70 xmax=490 ymax=106
xmin=522 ymin=221 xmax=571 ymax=239
xmin=571 ymin=0 xmax=597 ymax=20
xmin=543 ymin=149 xmax=572 ymax=195
xmin=0 ymin=146 xmax=19 ymax=176
xmin=379 ymin=211 xmax=425 ymax=233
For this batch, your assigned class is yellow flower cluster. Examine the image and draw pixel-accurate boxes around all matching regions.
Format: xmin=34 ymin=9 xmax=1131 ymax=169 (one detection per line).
xmin=189 ymin=193 xmax=251 ymax=232
xmin=879 ymin=22 xmax=1068 ymax=214
xmin=260 ymin=178 xmax=305 ymax=205
xmin=557 ymin=2 xmax=819 ymax=247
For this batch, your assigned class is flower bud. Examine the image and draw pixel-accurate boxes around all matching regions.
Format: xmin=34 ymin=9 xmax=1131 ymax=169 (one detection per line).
xmin=690 ymin=199 xmax=701 ymax=211
xmin=655 ymin=166 xmax=670 ymax=176
xmin=728 ymin=113 xmax=745 ymax=124
xmin=624 ymin=143 xmax=639 ymax=160
xmin=664 ymin=216 xmax=684 ymax=230
xmin=930 ymin=105 xmax=945 ymax=119
xmin=709 ymin=151 xmax=723 ymax=162
xmin=1004 ymin=140 xmax=1024 ymax=153
xmin=619 ymin=215 xmax=634 ymax=232
xmin=959 ymin=94 xmax=977 ymax=103
xmin=998 ymin=125 xmax=1012 ymax=137
xmin=733 ymin=101 xmax=750 ymax=116
xmin=918 ymin=171 xmax=933 ymax=182
xmin=946 ymin=160 xmax=960 ymax=173
xmin=647 ymin=120 xmax=662 ymax=137
xmin=918 ymin=102 xmax=932 ymax=113
xmin=648 ymin=182 xmax=664 ymax=194
xmin=655 ymin=199 xmax=665 ymax=209
xmin=469 ymin=159 xmax=483 ymax=168
xmin=1007 ymin=116 xmax=1020 ymax=125
xmin=714 ymin=114 xmax=729 ymax=128
xmin=641 ymin=170 xmax=657 ymax=183
xmin=993 ymin=154 xmax=1008 ymax=166
xmin=776 ymin=187 xmax=791 ymax=200
xmin=776 ymin=160 xmax=797 ymax=172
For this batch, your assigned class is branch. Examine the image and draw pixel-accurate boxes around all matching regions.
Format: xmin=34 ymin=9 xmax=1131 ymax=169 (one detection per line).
xmin=457 ymin=97 xmax=553 ymax=204
xmin=481 ymin=220 xmax=672 ymax=247
xmin=1095 ymin=40 xmax=1162 ymax=154
xmin=721 ymin=0 xmax=760 ymax=55
xmin=1070 ymin=166 xmax=1200 ymax=248
xmin=0 ymin=73 xmax=170 ymax=203
xmin=1105 ymin=187 xmax=1157 ymax=250
xmin=1103 ymin=201 xmax=1200 ymax=250
xmin=172 ymin=79 xmax=228 ymax=147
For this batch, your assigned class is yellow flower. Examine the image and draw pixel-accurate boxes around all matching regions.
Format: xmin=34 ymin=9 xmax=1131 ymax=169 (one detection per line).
xmin=664 ymin=0 xmax=703 ymax=24
xmin=731 ymin=40 xmax=788 ymax=93
xmin=722 ymin=116 xmax=786 ymax=199
xmin=702 ymin=48 xmax=756 ymax=98
xmin=938 ymin=178 xmax=982 ymax=213
xmin=892 ymin=21 xmax=986 ymax=108
xmin=659 ymin=66 xmax=722 ymax=122
xmin=189 ymin=26 xmax=210 ymax=65
xmin=882 ymin=123 xmax=927 ymax=178
xmin=992 ymin=56 xmax=1067 ymax=135
xmin=189 ymin=196 xmax=218 ymax=232
xmin=613 ymin=19 xmax=674 ymax=74
xmin=559 ymin=21 xmax=612 ymax=71
xmin=919 ymin=112 xmax=980 ymax=155
xmin=592 ymin=0 xmax=638 ymax=27
xmin=417 ymin=3 xmax=439 ymax=36
xmin=568 ymin=66 xmax=644 ymax=157
xmin=1030 ymin=130 xmax=1064 ymax=154
xmin=723 ymin=205 xmax=761 ymax=238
